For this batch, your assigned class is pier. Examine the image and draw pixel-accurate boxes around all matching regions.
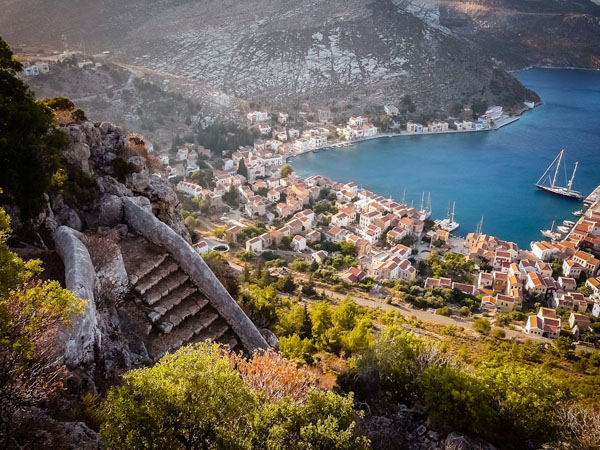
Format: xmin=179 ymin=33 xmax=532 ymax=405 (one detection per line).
xmin=584 ymin=184 xmax=600 ymax=207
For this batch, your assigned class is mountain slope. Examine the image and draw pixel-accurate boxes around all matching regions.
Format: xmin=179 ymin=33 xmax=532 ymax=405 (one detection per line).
xmin=1 ymin=0 xmax=538 ymax=116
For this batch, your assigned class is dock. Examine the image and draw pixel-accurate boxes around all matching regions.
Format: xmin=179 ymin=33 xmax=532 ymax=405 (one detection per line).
xmin=584 ymin=184 xmax=600 ymax=207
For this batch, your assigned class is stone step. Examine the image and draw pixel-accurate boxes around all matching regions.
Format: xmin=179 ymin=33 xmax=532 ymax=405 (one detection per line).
xmin=135 ymin=261 xmax=179 ymax=295
xmin=158 ymin=295 xmax=209 ymax=329
xmin=144 ymin=271 xmax=190 ymax=306
xmin=191 ymin=317 xmax=230 ymax=344
xmin=150 ymin=308 xmax=220 ymax=358
xmin=219 ymin=334 xmax=239 ymax=351
xmin=148 ymin=283 xmax=198 ymax=316
xmin=128 ymin=253 xmax=169 ymax=285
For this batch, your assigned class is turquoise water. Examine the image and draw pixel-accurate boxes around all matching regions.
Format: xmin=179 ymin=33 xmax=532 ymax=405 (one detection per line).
xmin=290 ymin=69 xmax=600 ymax=248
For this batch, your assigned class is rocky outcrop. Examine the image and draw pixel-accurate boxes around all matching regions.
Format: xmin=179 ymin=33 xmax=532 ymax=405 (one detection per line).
xmin=55 ymin=120 xmax=190 ymax=242
xmin=359 ymin=404 xmax=498 ymax=450
xmin=54 ymin=226 xmax=101 ymax=368
xmin=123 ymin=197 xmax=269 ymax=352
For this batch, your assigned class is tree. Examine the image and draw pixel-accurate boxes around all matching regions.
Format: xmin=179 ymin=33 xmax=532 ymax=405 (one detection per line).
xmin=0 ymin=203 xmax=85 ymax=444
xmin=471 ymin=99 xmax=488 ymax=117
xmin=280 ymin=163 xmax=293 ymax=178
xmin=275 ymin=273 xmax=296 ymax=294
xmin=0 ymin=37 xmax=71 ymax=216
xmin=301 ymin=278 xmax=318 ymax=297
xmin=419 ymin=366 xmax=499 ymax=435
xmin=237 ymin=157 xmax=248 ymax=178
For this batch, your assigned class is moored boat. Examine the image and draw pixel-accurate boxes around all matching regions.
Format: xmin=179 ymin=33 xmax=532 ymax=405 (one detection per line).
xmin=535 ymin=149 xmax=583 ymax=200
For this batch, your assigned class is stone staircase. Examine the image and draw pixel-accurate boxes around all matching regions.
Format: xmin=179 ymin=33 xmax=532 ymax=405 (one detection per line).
xmin=123 ymin=237 xmax=242 ymax=359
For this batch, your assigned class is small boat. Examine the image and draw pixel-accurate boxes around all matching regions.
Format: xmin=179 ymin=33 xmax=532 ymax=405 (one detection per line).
xmin=435 ymin=201 xmax=459 ymax=232
xmin=535 ymin=149 xmax=583 ymax=200
xmin=563 ymin=220 xmax=575 ymax=227
xmin=541 ymin=220 xmax=561 ymax=240
xmin=557 ymin=226 xmax=570 ymax=233
xmin=572 ymin=210 xmax=584 ymax=217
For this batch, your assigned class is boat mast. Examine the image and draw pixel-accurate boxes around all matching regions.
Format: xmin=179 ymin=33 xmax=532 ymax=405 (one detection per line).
xmin=477 ymin=216 xmax=484 ymax=235
xmin=420 ymin=192 xmax=424 ymax=211
xmin=451 ymin=201 xmax=456 ymax=223
xmin=537 ymin=151 xmax=562 ymax=186
xmin=401 ymin=188 xmax=406 ymax=205
xmin=551 ymin=150 xmax=564 ymax=188
xmin=446 ymin=201 xmax=451 ymax=219
xmin=427 ymin=192 xmax=431 ymax=214
xmin=567 ymin=161 xmax=578 ymax=192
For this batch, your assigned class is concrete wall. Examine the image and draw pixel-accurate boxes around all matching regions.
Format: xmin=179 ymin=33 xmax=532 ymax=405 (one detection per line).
xmin=123 ymin=198 xmax=269 ymax=352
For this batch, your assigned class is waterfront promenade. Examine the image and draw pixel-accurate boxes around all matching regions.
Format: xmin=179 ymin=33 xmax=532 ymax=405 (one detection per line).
xmin=308 ymin=115 xmax=521 ymax=154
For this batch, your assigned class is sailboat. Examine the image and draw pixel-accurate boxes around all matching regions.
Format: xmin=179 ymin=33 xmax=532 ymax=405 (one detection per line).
xmin=536 ymin=149 xmax=583 ymax=200
xmin=435 ymin=201 xmax=459 ymax=232
xmin=419 ymin=192 xmax=432 ymax=220
xmin=541 ymin=220 xmax=561 ymax=241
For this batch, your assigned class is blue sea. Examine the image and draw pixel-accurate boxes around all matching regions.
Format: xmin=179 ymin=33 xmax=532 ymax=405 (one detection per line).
xmin=290 ymin=69 xmax=600 ymax=248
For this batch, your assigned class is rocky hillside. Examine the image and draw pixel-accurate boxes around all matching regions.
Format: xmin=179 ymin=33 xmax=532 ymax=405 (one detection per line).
xmin=407 ymin=0 xmax=600 ymax=69
xmin=1 ymin=0 xmax=538 ymax=117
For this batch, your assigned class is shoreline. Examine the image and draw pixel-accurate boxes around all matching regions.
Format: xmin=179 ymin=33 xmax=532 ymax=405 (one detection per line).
xmin=287 ymin=115 xmax=522 ymax=159
xmin=510 ymin=65 xmax=600 ymax=73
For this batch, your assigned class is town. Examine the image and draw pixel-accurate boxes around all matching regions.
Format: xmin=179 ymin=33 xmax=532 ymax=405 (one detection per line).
xmin=144 ymin=104 xmax=600 ymax=347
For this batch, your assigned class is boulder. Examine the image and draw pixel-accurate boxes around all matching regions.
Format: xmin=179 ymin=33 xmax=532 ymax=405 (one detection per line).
xmin=84 ymin=194 xmax=123 ymax=229
xmin=58 ymin=207 xmax=83 ymax=231
xmin=63 ymin=142 xmax=92 ymax=174
xmin=260 ymin=328 xmax=280 ymax=350
xmin=444 ymin=432 xmax=483 ymax=450
xmin=128 ymin=171 xmax=151 ymax=193
xmin=128 ymin=195 xmax=153 ymax=213
xmin=97 ymin=175 xmax=133 ymax=197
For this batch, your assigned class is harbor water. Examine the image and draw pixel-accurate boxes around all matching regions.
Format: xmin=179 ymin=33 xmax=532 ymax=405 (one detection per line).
xmin=290 ymin=69 xmax=600 ymax=248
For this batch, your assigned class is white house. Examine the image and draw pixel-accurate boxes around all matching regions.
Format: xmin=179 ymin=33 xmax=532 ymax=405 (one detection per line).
xmin=331 ymin=212 xmax=349 ymax=228
xmin=194 ymin=240 xmax=209 ymax=255
xmin=292 ymin=235 xmax=307 ymax=252
xmin=312 ymin=250 xmax=328 ymax=264
xmin=246 ymin=237 xmax=263 ymax=254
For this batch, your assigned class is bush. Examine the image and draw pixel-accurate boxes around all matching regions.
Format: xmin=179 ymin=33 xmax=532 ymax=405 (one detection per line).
xmin=436 ymin=306 xmax=452 ymax=317
xmin=491 ymin=328 xmax=506 ymax=339
xmin=71 ymin=108 xmax=87 ymax=122
xmin=473 ymin=318 xmax=491 ymax=335
xmin=419 ymin=366 xmax=499 ymax=435
xmin=101 ymin=343 xmax=368 ymax=450
xmin=459 ymin=306 xmax=471 ymax=317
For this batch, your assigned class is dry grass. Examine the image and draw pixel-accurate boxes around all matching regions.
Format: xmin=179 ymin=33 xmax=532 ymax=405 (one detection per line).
xmin=228 ymin=349 xmax=318 ymax=402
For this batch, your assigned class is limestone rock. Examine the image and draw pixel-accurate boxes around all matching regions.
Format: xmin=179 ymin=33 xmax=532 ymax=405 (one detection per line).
xmin=97 ymin=175 xmax=133 ymax=197
xmin=84 ymin=194 xmax=124 ymax=229
xmin=128 ymin=195 xmax=153 ymax=213
xmin=63 ymin=142 xmax=92 ymax=174
xmin=260 ymin=328 xmax=280 ymax=350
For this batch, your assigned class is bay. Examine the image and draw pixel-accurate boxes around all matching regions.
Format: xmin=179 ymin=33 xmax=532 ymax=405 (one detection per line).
xmin=290 ymin=68 xmax=600 ymax=248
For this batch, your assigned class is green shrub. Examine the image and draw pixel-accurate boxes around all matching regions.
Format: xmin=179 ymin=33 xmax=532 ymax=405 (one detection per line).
xmin=436 ymin=306 xmax=452 ymax=317
xmin=491 ymin=328 xmax=506 ymax=339
xmin=473 ymin=318 xmax=491 ymax=335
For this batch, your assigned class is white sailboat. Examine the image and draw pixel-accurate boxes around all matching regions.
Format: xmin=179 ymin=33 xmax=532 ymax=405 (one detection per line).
xmin=419 ymin=192 xmax=432 ymax=220
xmin=541 ymin=220 xmax=561 ymax=240
xmin=536 ymin=149 xmax=583 ymax=199
xmin=435 ymin=201 xmax=459 ymax=232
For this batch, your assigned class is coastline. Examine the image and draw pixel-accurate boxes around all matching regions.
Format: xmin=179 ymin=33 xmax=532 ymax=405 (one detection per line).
xmin=510 ymin=65 xmax=600 ymax=73
xmin=287 ymin=115 xmax=522 ymax=160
